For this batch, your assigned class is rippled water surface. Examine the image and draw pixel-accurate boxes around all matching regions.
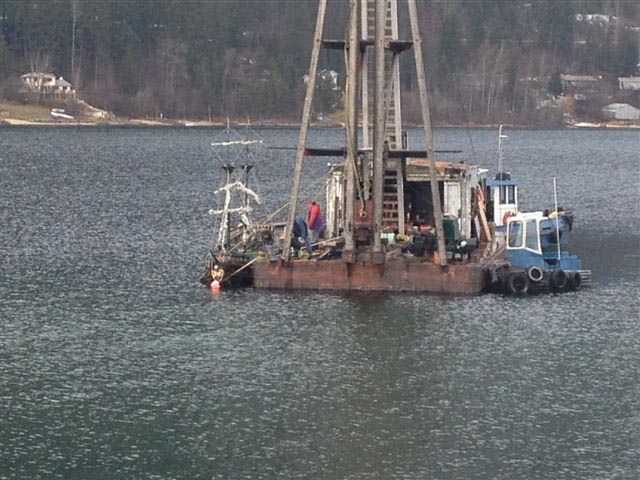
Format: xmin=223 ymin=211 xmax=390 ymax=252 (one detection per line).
xmin=1 ymin=126 xmax=639 ymax=479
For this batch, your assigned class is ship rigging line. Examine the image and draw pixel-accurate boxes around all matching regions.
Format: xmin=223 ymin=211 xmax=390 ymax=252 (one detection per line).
xmin=448 ymin=67 xmax=478 ymax=160
xmin=256 ymin=169 xmax=332 ymax=226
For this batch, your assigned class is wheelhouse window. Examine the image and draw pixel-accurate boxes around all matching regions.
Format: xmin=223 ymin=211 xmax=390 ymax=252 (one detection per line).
xmin=525 ymin=219 xmax=539 ymax=251
xmin=500 ymin=185 xmax=516 ymax=204
xmin=508 ymin=221 xmax=523 ymax=247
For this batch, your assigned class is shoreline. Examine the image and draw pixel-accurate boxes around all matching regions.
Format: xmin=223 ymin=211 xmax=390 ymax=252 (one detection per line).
xmin=2 ymin=118 xmax=639 ymax=129
xmin=2 ymin=100 xmax=639 ymax=129
xmin=1 ymin=115 xmax=638 ymax=130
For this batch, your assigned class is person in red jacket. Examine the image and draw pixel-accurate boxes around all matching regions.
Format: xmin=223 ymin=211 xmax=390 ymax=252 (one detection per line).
xmin=306 ymin=198 xmax=324 ymax=252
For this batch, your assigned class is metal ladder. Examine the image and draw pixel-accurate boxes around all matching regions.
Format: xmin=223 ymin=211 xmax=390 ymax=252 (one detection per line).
xmin=363 ymin=0 xmax=404 ymax=232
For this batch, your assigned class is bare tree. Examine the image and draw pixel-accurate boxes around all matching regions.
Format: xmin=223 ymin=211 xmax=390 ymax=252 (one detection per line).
xmin=486 ymin=41 xmax=507 ymax=119
xmin=156 ymin=38 xmax=187 ymax=117
xmin=29 ymin=52 xmax=51 ymax=73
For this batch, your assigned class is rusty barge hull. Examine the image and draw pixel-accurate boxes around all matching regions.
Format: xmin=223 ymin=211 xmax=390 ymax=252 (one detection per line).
xmin=253 ymin=259 xmax=485 ymax=295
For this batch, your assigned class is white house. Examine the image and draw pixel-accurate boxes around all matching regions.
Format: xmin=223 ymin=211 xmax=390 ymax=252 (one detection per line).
xmin=20 ymin=72 xmax=76 ymax=96
xmin=560 ymin=74 xmax=600 ymax=92
xmin=618 ymin=77 xmax=640 ymax=91
xmin=602 ymin=103 xmax=640 ymax=121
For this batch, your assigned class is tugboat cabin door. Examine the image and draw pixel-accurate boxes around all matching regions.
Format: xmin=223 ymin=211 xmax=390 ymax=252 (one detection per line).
xmin=486 ymin=176 xmax=519 ymax=227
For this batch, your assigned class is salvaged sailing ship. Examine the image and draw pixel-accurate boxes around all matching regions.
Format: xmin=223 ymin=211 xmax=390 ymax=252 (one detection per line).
xmin=200 ymin=142 xmax=263 ymax=289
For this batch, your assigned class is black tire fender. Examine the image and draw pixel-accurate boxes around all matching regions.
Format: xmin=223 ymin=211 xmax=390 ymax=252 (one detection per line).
xmin=550 ymin=269 xmax=569 ymax=292
xmin=508 ymin=271 xmax=530 ymax=295
xmin=572 ymin=272 xmax=582 ymax=291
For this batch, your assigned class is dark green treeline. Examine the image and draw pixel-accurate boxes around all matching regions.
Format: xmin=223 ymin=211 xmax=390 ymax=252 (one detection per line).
xmin=0 ymin=0 xmax=637 ymax=123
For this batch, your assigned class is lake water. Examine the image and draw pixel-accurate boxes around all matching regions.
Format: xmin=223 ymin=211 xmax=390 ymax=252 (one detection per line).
xmin=1 ymin=126 xmax=639 ymax=479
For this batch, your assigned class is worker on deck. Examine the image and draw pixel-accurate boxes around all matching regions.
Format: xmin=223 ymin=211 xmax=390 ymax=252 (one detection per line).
xmin=291 ymin=216 xmax=309 ymax=255
xmin=306 ymin=199 xmax=324 ymax=252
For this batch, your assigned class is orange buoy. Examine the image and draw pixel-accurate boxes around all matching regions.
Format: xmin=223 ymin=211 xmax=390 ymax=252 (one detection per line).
xmin=210 ymin=280 xmax=221 ymax=292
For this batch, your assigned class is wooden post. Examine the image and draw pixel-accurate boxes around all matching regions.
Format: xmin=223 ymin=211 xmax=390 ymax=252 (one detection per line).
xmin=372 ymin=0 xmax=385 ymax=257
xmin=344 ymin=0 xmax=359 ymax=261
xmin=281 ymin=0 xmax=328 ymax=261
xmin=360 ymin=0 xmax=370 ymax=150
xmin=476 ymin=188 xmax=492 ymax=242
xmin=407 ymin=0 xmax=447 ymax=267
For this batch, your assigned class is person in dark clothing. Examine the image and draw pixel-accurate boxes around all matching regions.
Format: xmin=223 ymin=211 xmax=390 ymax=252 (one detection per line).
xmin=291 ymin=216 xmax=309 ymax=255
xmin=406 ymin=223 xmax=436 ymax=257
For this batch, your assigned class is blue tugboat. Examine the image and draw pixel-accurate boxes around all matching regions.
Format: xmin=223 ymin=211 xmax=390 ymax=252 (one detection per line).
xmin=494 ymin=209 xmax=591 ymax=294
xmin=482 ymin=129 xmax=591 ymax=295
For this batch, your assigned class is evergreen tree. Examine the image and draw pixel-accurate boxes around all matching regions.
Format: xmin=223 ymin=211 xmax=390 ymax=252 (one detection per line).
xmin=616 ymin=33 xmax=638 ymax=76
xmin=0 ymin=0 xmax=636 ymax=123
xmin=548 ymin=71 xmax=563 ymax=96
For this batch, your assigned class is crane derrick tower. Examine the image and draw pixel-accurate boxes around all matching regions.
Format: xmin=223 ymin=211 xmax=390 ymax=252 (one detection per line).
xmin=282 ymin=0 xmax=447 ymax=266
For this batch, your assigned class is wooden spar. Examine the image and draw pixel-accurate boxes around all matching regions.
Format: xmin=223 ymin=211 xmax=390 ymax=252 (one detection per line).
xmin=360 ymin=0 xmax=370 ymax=150
xmin=407 ymin=0 xmax=447 ymax=267
xmin=372 ymin=0 xmax=385 ymax=256
xmin=476 ymin=188 xmax=492 ymax=242
xmin=344 ymin=0 xmax=359 ymax=260
xmin=281 ymin=0 xmax=328 ymax=261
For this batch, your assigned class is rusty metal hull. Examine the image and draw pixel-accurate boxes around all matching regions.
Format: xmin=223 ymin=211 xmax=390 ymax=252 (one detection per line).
xmin=253 ymin=258 xmax=485 ymax=295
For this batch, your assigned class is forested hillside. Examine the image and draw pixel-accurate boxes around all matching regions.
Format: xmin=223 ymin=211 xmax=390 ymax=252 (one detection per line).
xmin=0 ymin=0 xmax=638 ymax=124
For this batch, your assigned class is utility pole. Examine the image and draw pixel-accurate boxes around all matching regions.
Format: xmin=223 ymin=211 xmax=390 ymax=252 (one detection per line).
xmin=71 ymin=0 xmax=79 ymax=86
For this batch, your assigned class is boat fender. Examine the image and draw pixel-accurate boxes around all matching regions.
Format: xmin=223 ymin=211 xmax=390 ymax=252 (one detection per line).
xmin=571 ymin=272 xmax=582 ymax=291
xmin=527 ymin=265 xmax=544 ymax=283
xmin=211 ymin=280 xmax=221 ymax=292
xmin=508 ymin=271 xmax=529 ymax=295
xmin=550 ymin=269 xmax=569 ymax=292
xmin=502 ymin=210 xmax=515 ymax=225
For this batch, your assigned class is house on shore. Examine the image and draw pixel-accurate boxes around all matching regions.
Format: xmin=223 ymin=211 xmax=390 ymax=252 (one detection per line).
xmin=618 ymin=77 xmax=640 ymax=91
xmin=618 ymin=77 xmax=640 ymax=101
xmin=560 ymin=74 xmax=601 ymax=96
xmin=20 ymin=72 xmax=76 ymax=97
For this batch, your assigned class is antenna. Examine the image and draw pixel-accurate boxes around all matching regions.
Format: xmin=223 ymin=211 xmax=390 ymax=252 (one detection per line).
xmin=498 ymin=124 xmax=508 ymax=174
xmin=553 ymin=177 xmax=561 ymax=261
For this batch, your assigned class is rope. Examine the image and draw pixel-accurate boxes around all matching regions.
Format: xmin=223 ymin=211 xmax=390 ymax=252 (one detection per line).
xmin=221 ymin=257 xmax=260 ymax=283
xmin=448 ymin=67 xmax=478 ymax=160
